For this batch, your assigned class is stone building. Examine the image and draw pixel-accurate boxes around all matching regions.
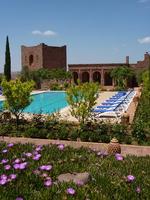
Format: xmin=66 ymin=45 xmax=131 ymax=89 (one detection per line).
xmin=68 ymin=53 xmax=150 ymax=89
xmin=21 ymin=43 xmax=67 ymax=71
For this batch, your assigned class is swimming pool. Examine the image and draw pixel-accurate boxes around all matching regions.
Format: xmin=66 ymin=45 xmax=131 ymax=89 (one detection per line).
xmin=0 ymin=91 xmax=68 ymax=114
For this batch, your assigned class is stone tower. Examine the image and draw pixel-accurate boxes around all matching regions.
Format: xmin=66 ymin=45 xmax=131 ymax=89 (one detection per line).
xmin=21 ymin=43 xmax=67 ymax=71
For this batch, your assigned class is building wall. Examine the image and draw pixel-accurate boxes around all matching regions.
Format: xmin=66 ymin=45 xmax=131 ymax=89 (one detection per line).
xmin=21 ymin=43 xmax=67 ymax=71
xmin=43 ymin=45 xmax=66 ymax=70
xmin=68 ymin=53 xmax=150 ymax=88
xmin=21 ymin=44 xmax=43 ymax=70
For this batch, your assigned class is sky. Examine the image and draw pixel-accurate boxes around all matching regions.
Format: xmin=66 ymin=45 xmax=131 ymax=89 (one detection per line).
xmin=0 ymin=0 xmax=150 ymax=72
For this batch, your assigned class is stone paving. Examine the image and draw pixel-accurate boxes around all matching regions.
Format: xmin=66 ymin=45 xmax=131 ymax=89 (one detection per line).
xmin=1 ymin=136 xmax=150 ymax=157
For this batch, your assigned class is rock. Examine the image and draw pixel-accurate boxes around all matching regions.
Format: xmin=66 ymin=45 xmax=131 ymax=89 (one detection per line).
xmin=57 ymin=172 xmax=90 ymax=185
xmin=73 ymin=172 xmax=90 ymax=185
xmin=57 ymin=173 xmax=75 ymax=183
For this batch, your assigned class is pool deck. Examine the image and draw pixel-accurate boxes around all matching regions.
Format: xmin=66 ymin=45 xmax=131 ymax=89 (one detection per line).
xmin=0 ymin=89 xmax=139 ymax=124
xmin=59 ymin=91 xmax=117 ymax=123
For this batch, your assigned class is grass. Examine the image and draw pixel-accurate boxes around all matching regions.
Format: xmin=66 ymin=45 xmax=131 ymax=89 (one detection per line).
xmin=0 ymin=142 xmax=150 ymax=200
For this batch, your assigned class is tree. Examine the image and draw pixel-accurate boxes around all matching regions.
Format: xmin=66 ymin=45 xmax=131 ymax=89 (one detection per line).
xmin=4 ymin=36 xmax=11 ymax=81
xmin=66 ymin=82 xmax=99 ymax=124
xmin=1 ymin=79 xmax=34 ymax=125
xmin=111 ymin=66 xmax=133 ymax=90
xmin=20 ymin=66 xmax=32 ymax=82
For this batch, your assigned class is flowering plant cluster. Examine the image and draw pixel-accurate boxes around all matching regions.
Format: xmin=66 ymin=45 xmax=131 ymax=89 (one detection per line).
xmin=0 ymin=142 xmax=149 ymax=200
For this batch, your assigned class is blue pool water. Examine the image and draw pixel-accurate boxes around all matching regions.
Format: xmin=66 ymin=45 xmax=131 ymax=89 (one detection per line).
xmin=0 ymin=91 xmax=68 ymax=114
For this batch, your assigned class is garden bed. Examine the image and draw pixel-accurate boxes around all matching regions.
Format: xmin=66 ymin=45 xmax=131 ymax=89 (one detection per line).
xmin=0 ymin=142 xmax=150 ymax=200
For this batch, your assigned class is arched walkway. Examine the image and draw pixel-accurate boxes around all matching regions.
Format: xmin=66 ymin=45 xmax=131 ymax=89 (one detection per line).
xmin=29 ymin=55 xmax=34 ymax=66
xmin=82 ymin=72 xmax=89 ymax=83
xmin=93 ymin=71 xmax=101 ymax=83
xmin=127 ymin=75 xmax=138 ymax=88
xmin=73 ymin=72 xmax=78 ymax=84
xmin=104 ymin=72 xmax=112 ymax=86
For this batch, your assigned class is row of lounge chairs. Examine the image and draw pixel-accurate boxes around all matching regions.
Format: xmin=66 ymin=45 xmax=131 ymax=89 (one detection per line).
xmin=92 ymin=90 xmax=136 ymax=120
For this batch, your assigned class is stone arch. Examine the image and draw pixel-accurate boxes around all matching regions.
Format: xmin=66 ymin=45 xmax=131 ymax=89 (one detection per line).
xmin=104 ymin=72 xmax=112 ymax=86
xmin=73 ymin=72 xmax=78 ymax=84
xmin=93 ymin=71 xmax=101 ymax=83
xmin=29 ymin=55 xmax=34 ymax=66
xmin=82 ymin=72 xmax=89 ymax=83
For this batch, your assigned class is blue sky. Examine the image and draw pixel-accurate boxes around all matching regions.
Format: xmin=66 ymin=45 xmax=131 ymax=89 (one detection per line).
xmin=0 ymin=0 xmax=150 ymax=72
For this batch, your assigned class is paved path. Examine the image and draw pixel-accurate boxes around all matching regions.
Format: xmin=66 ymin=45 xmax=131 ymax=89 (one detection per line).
xmin=1 ymin=136 xmax=150 ymax=157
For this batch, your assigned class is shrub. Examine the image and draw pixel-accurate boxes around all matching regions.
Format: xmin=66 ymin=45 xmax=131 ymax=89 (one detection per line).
xmin=131 ymin=119 xmax=147 ymax=143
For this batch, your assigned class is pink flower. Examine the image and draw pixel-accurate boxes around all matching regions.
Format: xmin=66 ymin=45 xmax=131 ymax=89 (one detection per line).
xmin=35 ymin=145 xmax=42 ymax=152
xmin=66 ymin=187 xmax=76 ymax=195
xmin=19 ymin=162 xmax=28 ymax=170
xmin=25 ymin=152 xmax=32 ymax=157
xmin=57 ymin=144 xmax=65 ymax=150
xmin=7 ymin=143 xmax=14 ymax=147
xmin=14 ymin=159 xmax=21 ymax=164
xmin=16 ymin=197 xmax=24 ymax=200
xmin=44 ymin=180 xmax=52 ymax=187
xmin=0 ymin=174 xmax=7 ymax=180
xmin=1 ymin=159 xmax=9 ymax=164
xmin=136 ymin=186 xmax=141 ymax=194
xmin=13 ymin=164 xmax=20 ymax=170
xmin=115 ymin=154 xmax=123 ymax=161
xmin=4 ymin=165 xmax=11 ymax=170
xmin=39 ymin=165 xmax=52 ymax=171
xmin=127 ymin=175 xmax=135 ymax=182
xmin=0 ymin=179 xmax=7 ymax=185
xmin=33 ymin=154 xmax=41 ymax=160
xmin=9 ymin=174 xmax=17 ymax=180
xmin=2 ymin=149 xmax=8 ymax=153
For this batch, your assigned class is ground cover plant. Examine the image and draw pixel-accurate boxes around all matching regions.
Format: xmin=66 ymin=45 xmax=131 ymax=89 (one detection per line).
xmin=0 ymin=142 xmax=149 ymax=200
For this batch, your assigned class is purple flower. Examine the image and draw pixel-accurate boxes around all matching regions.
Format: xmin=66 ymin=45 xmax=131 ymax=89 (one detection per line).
xmin=25 ymin=152 xmax=32 ymax=157
xmin=66 ymin=187 xmax=76 ymax=195
xmin=33 ymin=154 xmax=41 ymax=160
xmin=16 ymin=197 xmax=24 ymax=200
xmin=45 ymin=165 xmax=52 ymax=171
xmin=127 ymin=175 xmax=135 ymax=182
xmin=2 ymin=149 xmax=8 ymax=153
xmin=115 ymin=154 xmax=123 ymax=161
xmin=39 ymin=165 xmax=52 ymax=171
xmin=0 ymin=174 xmax=7 ymax=180
xmin=19 ymin=162 xmax=28 ymax=170
xmin=33 ymin=151 xmax=39 ymax=155
xmin=57 ymin=144 xmax=65 ymax=150
xmin=1 ymin=159 xmax=9 ymax=164
xmin=44 ymin=179 xmax=52 ymax=187
xmin=14 ymin=159 xmax=21 ymax=164
xmin=13 ymin=164 xmax=20 ymax=170
xmin=0 ymin=179 xmax=7 ymax=185
xmin=35 ymin=145 xmax=42 ymax=152
xmin=9 ymin=174 xmax=17 ymax=180
xmin=7 ymin=143 xmax=14 ymax=147
xmin=136 ymin=186 xmax=141 ymax=194
xmin=4 ymin=165 xmax=11 ymax=170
